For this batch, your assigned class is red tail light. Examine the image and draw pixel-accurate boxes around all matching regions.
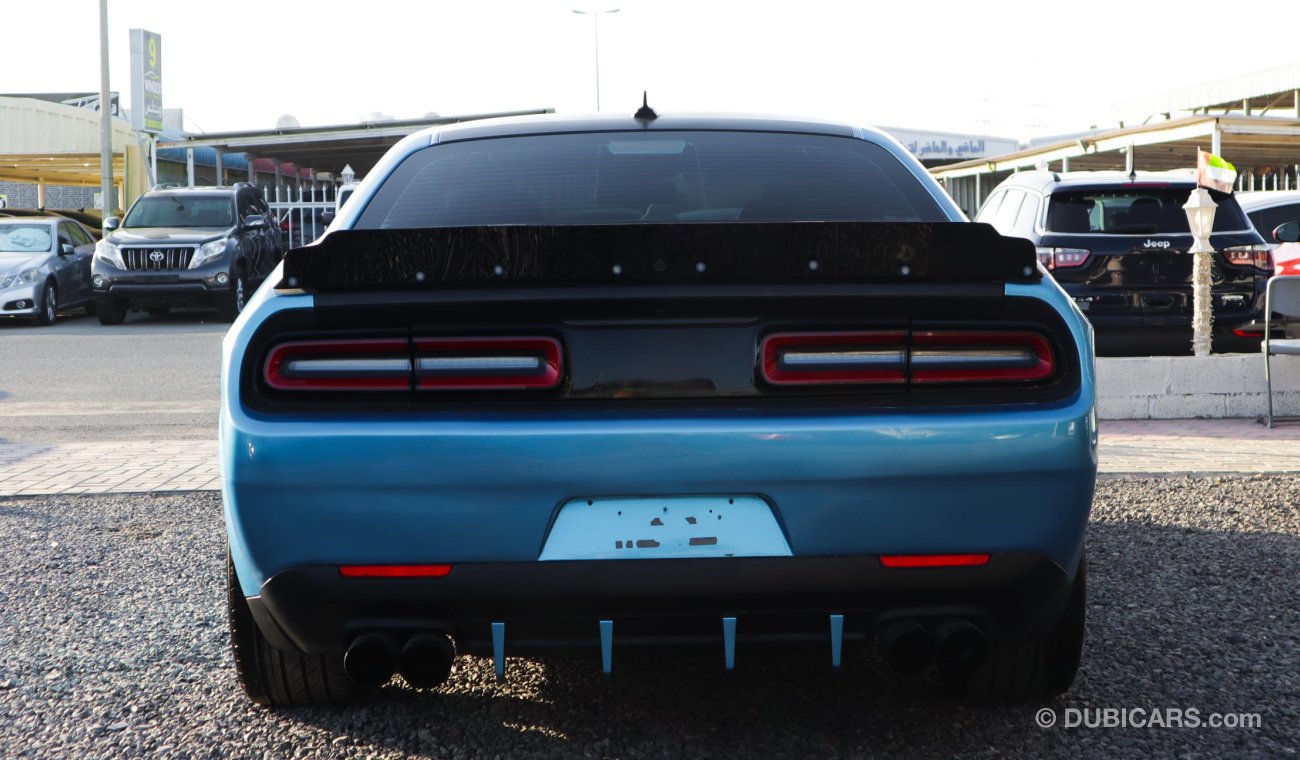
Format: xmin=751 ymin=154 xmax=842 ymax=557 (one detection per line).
xmin=879 ymin=553 xmax=990 ymax=568
xmin=760 ymin=330 xmax=1055 ymax=387
xmin=1035 ymin=247 xmax=1090 ymax=269
xmin=263 ymin=336 xmax=563 ymax=392
xmin=761 ymin=331 xmax=907 ymax=385
xmin=339 ymin=564 xmax=453 ymax=578
xmin=264 ymin=339 xmax=411 ymax=391
xmin=910 ymin=331 xmax=1055 ymax=384
xmin=414 ymin=337 xmax=562 ymax=390
xmin=1222 ymin=245 xmax=1273 ymax=270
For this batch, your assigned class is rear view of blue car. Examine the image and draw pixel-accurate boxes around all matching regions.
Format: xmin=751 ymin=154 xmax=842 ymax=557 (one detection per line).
xmin=221 ymin=112 xmax=1097 ymax=706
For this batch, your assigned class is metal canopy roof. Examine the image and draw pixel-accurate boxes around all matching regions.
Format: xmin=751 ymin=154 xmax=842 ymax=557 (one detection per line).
xmin=0 ymin=96 xmax=138 ymax=189
xmin=1113 ymin=61 xmax=1300 ymax=122
xmin=930 ymin=115 xmax=1300 ymax=181
xmin=158 ymin=108 xmax=555 ymax=178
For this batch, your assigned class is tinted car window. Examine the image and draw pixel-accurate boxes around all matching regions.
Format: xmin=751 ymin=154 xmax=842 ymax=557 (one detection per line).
xmin=1247 ymin=203 xmax=1300 ymax=240
xmin=993 ymin=189 xmax=1025 ymax=232
xmin=68 ymin=223 xmax=93 ymax=246
xmin=358 ymin=131 xmax=947 ymax=229
xmin=124 ymin=195 xmax=235 ymax=228
xmin=58 ymin=223 xmax=76 ymax=246
xmin=1013 ymin=193 xmax=1040 ymax=233
xmin=238 ymin=193 xmax=261 ymax=221
xmin=1045 ymin=188 xmax=1247 ymax=234
xmin=975 ymin=191 xmax=1004 ymax=224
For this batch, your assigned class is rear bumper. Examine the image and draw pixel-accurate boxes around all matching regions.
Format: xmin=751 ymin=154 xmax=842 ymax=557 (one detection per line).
xmin=251 ymin=552 xmax=1072 ymax=655
xmin=1068 ymin=292 xmax=1263 ymax=329
xmin=224 ymin=406 xmax=1097 ymax=592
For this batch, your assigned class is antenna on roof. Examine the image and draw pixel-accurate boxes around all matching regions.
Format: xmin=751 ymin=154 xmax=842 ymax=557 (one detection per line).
xmin=634 ymin=92 xmax=657 ymax=121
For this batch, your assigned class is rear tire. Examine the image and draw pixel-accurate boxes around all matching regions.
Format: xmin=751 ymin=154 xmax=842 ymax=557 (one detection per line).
xmin=95 ymin=298 xmax=127 ymax=325
xmin=227 ymin=550 xmax=359 ymax=706
xmin=35 ymin=282 xmax=57 ymax=326
xmin=942 ymin=554 xmax=1086 ymax=702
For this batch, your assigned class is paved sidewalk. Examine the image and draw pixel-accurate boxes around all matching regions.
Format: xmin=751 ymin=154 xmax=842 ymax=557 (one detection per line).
xmin=0 ymin=441 xmax=221 ymax=496
xmin=1 ymin=419 xmax=1299 ymax=497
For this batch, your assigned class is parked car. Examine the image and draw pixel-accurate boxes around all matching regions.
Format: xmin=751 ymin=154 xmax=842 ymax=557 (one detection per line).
xmin=222 ymin=113 xmax=1097 ymax=707
xmin=320 ymin=181 xmax=360 ymax=229
xmin=92 ymin=183 xmax=283 ymax=324
xmin=1237 ymin=190 xmax=1300 ymax=276
xmin=976 ymin=171 xmax=1272 ymax=355
xmin=0 ymin=216 xmax=97 ymax=325
xmin=278 ymin=207 xmax=328 ymax=250
xmin=0 ymin=208 xmax=104 ymax=240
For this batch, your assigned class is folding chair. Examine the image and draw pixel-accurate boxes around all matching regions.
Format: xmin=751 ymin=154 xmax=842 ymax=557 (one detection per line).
xmin=1264 ymin=275 xmax=1300 ymax=427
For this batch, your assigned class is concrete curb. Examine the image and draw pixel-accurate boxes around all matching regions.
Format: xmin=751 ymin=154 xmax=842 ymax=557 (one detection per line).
xmin=1097 ymin=354 xmax=1300 ymax=420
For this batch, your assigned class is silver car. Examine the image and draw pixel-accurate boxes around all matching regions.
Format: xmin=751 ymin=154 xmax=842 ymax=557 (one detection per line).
xmin=0 ymin=216 xmax=96 ymax=325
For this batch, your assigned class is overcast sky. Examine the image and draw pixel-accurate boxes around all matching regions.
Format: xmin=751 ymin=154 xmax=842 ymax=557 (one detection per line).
xmin=5 ymin=0 xmax=1298 ymax=140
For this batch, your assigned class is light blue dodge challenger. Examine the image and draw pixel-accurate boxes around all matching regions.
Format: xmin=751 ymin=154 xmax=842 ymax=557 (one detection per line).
xmin=221 ymin=110 xmax=1096 ymax=706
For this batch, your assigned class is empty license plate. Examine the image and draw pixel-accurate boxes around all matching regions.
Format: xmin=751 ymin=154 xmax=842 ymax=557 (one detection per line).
xmin=538 ymin=495 xmax=791 ymax=561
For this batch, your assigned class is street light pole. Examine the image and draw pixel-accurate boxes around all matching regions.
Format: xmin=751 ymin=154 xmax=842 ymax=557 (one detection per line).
xmin=98 ymin=0 xmax=114 ymax=217
xmin=572 ymin=8 xmax=619 ymax=111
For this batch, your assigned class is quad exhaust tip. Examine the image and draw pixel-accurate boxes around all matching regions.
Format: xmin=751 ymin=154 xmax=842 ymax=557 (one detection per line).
xmin=877 ymin=620 xmax=935 ymax=674
xmin=398 ymin=634 xmax=457 ymax=689
xmin=877 ymin=618 xmax=990 ymax=675
xmin=935 ymin=620 xmax=989 ymax=674
xmin=344 ymin=633 xmax=398 ymax=687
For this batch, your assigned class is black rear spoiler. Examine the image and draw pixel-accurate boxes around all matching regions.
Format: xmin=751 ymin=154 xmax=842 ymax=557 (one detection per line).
xmin=276 ymin=222 xmax=1041 ymax=294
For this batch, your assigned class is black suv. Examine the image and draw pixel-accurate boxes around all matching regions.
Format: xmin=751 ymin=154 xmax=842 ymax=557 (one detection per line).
xmin=976 ymin=171 xmax=1272 ymax=355
xmin=92 ymin=184 xmax=284 ymax=324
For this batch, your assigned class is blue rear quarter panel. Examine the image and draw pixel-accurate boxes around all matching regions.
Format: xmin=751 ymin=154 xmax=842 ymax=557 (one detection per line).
xmin=223 ymin=272 xmax=1096 ymax=597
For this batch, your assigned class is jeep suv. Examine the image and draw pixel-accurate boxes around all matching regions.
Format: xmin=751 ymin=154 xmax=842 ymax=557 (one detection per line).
xmin=92 ymin=184 xmax=283 ymax=324
xmin=976 ymin=171 xmax=1272 ymax=355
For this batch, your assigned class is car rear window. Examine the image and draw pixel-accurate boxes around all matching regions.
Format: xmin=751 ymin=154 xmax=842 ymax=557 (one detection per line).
xmin=357 ymin=131 xmax=947 ymax=229
xmin=124 ymin=195 xmax=234 ymax=228
xmin=1045 ymin=187 xmax=1248 ymax=234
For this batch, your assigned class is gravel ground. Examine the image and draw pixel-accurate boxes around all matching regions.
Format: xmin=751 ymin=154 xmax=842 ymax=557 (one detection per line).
xmin=0 ymin=477 xmax=1297 ymax=759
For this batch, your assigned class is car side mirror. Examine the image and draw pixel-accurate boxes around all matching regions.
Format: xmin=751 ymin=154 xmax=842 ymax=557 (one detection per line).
xmin=243 ymin=215 xmax=267 ymax=229
xmin=1273 ymin=221 xmax=1300 ymax=243
xmin=60 ymin=243 xmax=76 ymax=255
xmin=103 ymin=216 xmax=120 ymax=232
xmin=321 ymin=210 xmax=335 ymax=226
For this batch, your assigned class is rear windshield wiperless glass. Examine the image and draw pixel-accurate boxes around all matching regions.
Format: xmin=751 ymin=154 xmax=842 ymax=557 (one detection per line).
xmin=356 ymin=131 xmax=947 ymax=229
xmin=123 ymin=195 xmax=234 ymax=229
xmin=1045 ymin=187 xmax=1248 ymax=235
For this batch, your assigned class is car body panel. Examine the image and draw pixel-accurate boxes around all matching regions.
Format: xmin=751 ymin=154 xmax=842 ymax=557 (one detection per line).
xmin=223 ymin=271 xmax=1097 ymax=599
xmin=0 ymin=217 xmax=95 ymax=318
xmin=1238 ymin=190 xmax=1300 ymax=276
xmin=222 ymin=117 xmax=1097 ymax=660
